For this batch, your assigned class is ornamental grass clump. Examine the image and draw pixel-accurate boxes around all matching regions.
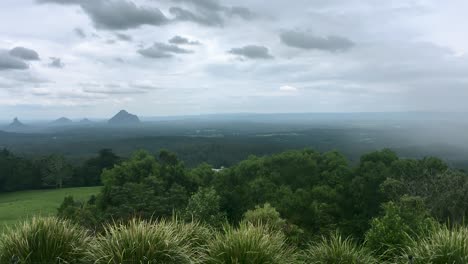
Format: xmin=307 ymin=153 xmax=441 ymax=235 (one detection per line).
xmin=204 ymin=222 xmax=297 ymax=264
xmin=403 ymin=225 xmax=468 ymax=264
xmin=90 ymin=218 xmax=201 ymax=264
xmin=0 ymin=217 xmax=90 ymax=264
xmin=302 ymin=232 xmax=377 ymax=264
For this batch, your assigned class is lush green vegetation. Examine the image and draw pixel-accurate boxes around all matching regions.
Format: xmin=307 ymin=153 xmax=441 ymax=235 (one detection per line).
xmin=1 ymin=144 xmax=468 ymax=262
xmin=49 ymin=148 xmax=468 ymax=262
xmin=0 ymin=217 xmax=89 ymax=264
xmin=1 ymin=217 xmax=467 ymax=263
xmin=0 ymin=187 xmax=100 ymax=230
xmin=0 ymin=148 xmax=120 ymax=193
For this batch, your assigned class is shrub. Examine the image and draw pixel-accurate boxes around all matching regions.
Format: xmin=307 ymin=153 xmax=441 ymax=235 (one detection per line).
xmin=89 ymin=219 xmax=199 ymax=264
xmin=184 ymin=187 xmax=226 ymax=228
xmin=0 ymin=217 xmax=90 ymax=264
xmin=243 ymin=203 xmax=286 ymax=230
xmin=302 ymin=232 xmax=377 ymax=264
xmin=243 ymin=203 xmax=305 ymax=245
xmin=404 ymin=225 xmax=468 ymax=264
xmin=364 ymin=197 xmax=436 ymax=260
xmin=204 ymin=222 xmax=297 ymax=264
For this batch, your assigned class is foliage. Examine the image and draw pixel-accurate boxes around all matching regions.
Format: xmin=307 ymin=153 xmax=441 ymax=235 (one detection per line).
xmin=364 ymin=197 xmax=437 ymax=260
xmin=0 ymin=217 xmax=90 ymax=264
xmin=89 ymin=219 xmax=199 ymax=264
xmin=403 ymin=225 xmax=468 ymax=264
xmin=301 ymin=232 xmax=377 ymax=264
xmin=57 ymin=195 xmax=101 ymax=230
xmin=40 ymin=154 xmax=73 ymax=189
xmin=244 ymin=203 xmax=286 ymax=229
xmin=0 ymin=149 xmax=120 ymax=193
xmin=183 ymin=187 xmax=226 ymax=228
xmin=214 ymin=149 xmax=349 ymax=237
xmin=98 ymin=150 xmax=194 ymax=221
xmin=0 ymin=149 xmax=40 ymax=192
xmin=243 ymin=203 xmax=305 ymax=245
xmin=75 ymin=149 xmax=121 ymax=186
xmin=204 ymin=222 xmax=297 ymax=264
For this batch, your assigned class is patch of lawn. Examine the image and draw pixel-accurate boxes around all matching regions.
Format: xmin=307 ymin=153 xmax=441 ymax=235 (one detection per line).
xmin=0 ymin=187 xmax=100 ymax=232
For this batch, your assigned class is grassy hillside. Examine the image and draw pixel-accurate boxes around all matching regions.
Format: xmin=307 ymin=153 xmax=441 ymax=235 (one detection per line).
xmin=0 ymin=187 xmax=100 ymax=231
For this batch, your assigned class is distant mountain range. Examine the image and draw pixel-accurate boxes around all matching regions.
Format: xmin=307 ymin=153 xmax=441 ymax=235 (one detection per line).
xmin=1 ymin=110 xmax=141 ymax=131
xmin=108 ymin=110 xmax=140 ymax=125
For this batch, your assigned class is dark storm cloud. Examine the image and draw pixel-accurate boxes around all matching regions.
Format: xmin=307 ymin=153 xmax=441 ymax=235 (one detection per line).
xmin=228 ymin=45 xmax=273 ymax=59
xmin=168 ymin=35 xmax=200 ymax=45
xmin=280 ymin=30 xmax=355 ymax=52
xmin=48 ymin=57 xmax=65 ymax=68
xmin=138 ymin=42 xmax=193 ymax=58
xmin=115 ymin=33 xmax=132 ymax=41
xmin=9 ymin=47 xmax=40 ymax=61
xmin=0 ymin=52 xmax=29 ymax=70
xmin=38 ymin=0 xmax=169 ymax=30
xmin=74 ymin=28 xmax=86 ymax=38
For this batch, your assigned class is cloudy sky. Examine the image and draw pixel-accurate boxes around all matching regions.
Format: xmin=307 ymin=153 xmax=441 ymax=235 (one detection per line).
xmin=1 ymin=0 xmax=468 ymax=119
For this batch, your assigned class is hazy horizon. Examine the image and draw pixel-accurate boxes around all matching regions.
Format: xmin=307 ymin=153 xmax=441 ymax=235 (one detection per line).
xmin=2 ymin=110 xmax=468 ymax=123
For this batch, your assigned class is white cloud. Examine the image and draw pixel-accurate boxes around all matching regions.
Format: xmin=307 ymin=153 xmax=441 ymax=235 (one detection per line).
xmin=279 ymin=85 xmax=298 ymax=92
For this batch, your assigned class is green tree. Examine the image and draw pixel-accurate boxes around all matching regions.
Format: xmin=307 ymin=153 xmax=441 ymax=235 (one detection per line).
xmin=41 ymin=155 xmax=72 ymax=189
xmin=184 ymin=187 xmax=226 ymax=228
xmin=97 ymin=150 xmax=193 ymax=222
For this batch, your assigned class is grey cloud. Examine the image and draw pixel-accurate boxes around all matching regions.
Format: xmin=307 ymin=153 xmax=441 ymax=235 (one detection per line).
xmin=130 ymin=83 xmax=160 ymax=90
xmin=280 ymin=30 xmax=355 ymax=52
xmin=170 ymin=0 xmax=255 ymax=26
xmin=228 ymin=45 xmax=273 ymax=59
xmin=138 ymin=42 xmax=193 ymax=59
xmin=82 ymin=82 xmax=154 ymax=95
xmin=0 ymin=52 xmax=29 ymax=70
xmin=227 ymin=6 xmax=255 ymax=20
xmin=115 ymin=33 xmax=132 ymax=41
xmin=84 ymin=89 xmax=147 ymax=95
xmin=9 ymin=47 xmax=40 ymax=61
xmin=169 ymin=7 xmax=223 ymax=26
xmin=38 ymin=0 xmax=169 ymax=30
xmin=49 ymin=57 xmax=65 ymax=68
xmin=168 ymin=35 xmax=200 ymax=45
xmin=172 ymin=0 xmax=223 ymax=11
xmin=74 ymin=27 xmax=86 ymax=38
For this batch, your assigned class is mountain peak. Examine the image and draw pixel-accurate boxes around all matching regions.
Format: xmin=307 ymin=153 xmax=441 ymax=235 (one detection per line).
xmin=52 ymin=117 xmax=73 ymax=124
xmin=80 ymin=118 xmax=93 ymax=123
xmin=9 ymin=117 xmax=25 ymax=127
xmin=108 ymin=110 xmax=140 ymax=125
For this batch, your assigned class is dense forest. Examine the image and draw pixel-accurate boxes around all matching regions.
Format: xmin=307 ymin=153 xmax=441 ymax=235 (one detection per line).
xmin=33 ymin=147 xmax=464 ymax=262
xmin=0 ymin=149 xmax=120 ymax=192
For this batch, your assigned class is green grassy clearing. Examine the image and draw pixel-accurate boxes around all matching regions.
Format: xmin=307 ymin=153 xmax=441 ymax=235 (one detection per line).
xmin=0 ymin=187 xmax=100 ymax=232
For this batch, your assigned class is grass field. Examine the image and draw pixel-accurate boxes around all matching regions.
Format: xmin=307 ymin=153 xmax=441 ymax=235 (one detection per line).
xmin=0 ymin=187 xmax=101 ymax=232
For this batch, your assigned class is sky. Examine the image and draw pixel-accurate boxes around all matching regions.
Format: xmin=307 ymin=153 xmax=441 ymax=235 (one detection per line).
xmin=1 ymin=0 xmax=468 ymax=119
